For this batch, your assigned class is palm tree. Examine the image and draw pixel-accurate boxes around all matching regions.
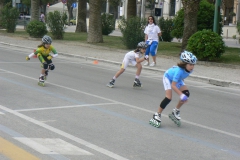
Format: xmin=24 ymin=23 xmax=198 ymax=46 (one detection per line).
xmin=31 ymin=0 xmax=40 ymax=21
xmin=76 ymin=0 xmax=87 ymax=32
xmin=181 ymin=0 xmax=201 ymax=51
xmin=0 ymin=0 xmax=4 ymax=28
xmin=87 ymin=0 xmax=103 ymax=43
xmin=127 ymin=0 xmax=137 ymax=18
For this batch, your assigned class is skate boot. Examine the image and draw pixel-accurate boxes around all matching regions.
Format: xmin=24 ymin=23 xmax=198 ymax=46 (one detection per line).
xmin=107 ymin=79 xmax=115 ymax=88
xmin=149 ymin=112 xmax=161 ymax=128
xmin=169 ymin=108 xmax=181 ymax=126
xmin=133 ymin=78 xmax=142 ymax=88
xmin=38 ymin=75 xmax=45 ymax=87
xmin=44 ymin=70 xmax=48 ymax=80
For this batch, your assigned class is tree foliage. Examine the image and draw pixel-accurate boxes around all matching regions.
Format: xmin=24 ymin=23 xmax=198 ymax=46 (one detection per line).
xmin=118 ymin=16 xmax=146 ymax=49
xmin=1 ymin=2 xmax=19 ymax=33
xmin=47 ymin=11 xmax=67 ymax=39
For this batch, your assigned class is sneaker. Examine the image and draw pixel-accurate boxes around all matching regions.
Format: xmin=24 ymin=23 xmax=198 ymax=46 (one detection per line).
xmin=143 ymin=61 xmax=149 ymax=66
xmin=149 ymin=62 xmax=156 ymax=67
xmin=172 ymin=108 xmax=181 ymax=120
xmin=39 ymin=76 xmax=45 ymax=82
xmin=153 ymin=112 xmax=161 ymax=122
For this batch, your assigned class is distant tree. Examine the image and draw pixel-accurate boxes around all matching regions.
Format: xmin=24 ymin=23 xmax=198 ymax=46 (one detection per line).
xmin=181 ymin=0 xmax=201 ymax=51
xmin=76 ymin=0 xmax=87 ymax=32
xmin=87 ymin=0 xmax=103 ymax=43
xmin=31 ymin=0 xmax=40 ymax=21
xmin=109 ymin=0 xmax=121 ymax=19
xmin=127 ymin=0 xmax=136 ymax=18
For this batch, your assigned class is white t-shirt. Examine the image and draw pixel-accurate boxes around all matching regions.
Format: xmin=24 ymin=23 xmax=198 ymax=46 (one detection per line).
xmin=144 ymin=24 xmax=161 ymax=42
xmin=124 ymin=51 xmax=141 ymax=61
xmin=121 ymin=51 xmax=142 ymax=68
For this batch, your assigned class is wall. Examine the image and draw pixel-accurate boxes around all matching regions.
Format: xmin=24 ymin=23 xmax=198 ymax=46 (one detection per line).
xmin=222 ymin=25 xmax=239 ymax=38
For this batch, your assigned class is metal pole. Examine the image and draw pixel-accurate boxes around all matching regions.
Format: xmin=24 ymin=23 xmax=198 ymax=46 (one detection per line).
xmin=141 ymin=0 xmax=145 ymax=19
xmin=213 ymin=0 xmax=221 ymax=33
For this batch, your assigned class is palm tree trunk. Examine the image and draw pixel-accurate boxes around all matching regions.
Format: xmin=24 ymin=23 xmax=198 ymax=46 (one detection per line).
xmin=87 ymin=0 xmax=103 ymax=43
xmin=31 ymin=0 xmax=40 ymax=21
xmin=181 ymin=0 xmax=201 ymax=51
xmin=0 ymin=0 xmax=4 ymax=28
xmin=76 ymin=0 xmax=87 ymax=32
xmin=127 ymin=0 xmax=137 ymax=18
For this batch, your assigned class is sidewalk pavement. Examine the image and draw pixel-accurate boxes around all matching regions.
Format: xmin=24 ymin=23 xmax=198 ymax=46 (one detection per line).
xmin=1 ymin=26 xmax=240 ymax=88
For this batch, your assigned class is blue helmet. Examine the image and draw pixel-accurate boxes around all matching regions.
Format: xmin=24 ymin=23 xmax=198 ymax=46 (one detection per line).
xmin=180 ymin=51 xmax=197 ymax=64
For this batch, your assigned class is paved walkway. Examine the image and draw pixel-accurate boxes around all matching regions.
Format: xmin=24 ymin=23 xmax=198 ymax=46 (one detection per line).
xmin=1 ymin=26 xmax=240 ymax=88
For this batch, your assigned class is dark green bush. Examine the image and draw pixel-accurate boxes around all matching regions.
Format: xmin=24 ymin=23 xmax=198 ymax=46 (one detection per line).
xmin=187 ymin=29 xmax=225 ymax=61
xmin=101 ymin=13 xmax=115 ymax=35
xmin=171 ymin=9 xmax=184 ymax=39
xmin=118 ymin=16 xmax=146 ymax=49
xmin=26 ymin=20 xmax=48 ymax=38
xmin=1 ymin=2 xmax=19 ymax=33
xmin=47 ymin=11 xmax=67 ymax=39
xmin=158 ymin=17 xmax=174 ymax=42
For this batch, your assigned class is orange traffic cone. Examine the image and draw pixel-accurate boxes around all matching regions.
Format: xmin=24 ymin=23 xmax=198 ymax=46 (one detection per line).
xmin=93 ymin=60 xmax=98 ymax=64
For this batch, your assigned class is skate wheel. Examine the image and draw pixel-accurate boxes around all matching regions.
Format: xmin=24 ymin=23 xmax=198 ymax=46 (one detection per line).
xmin=176 ymin=121 xmax=181 ymax=127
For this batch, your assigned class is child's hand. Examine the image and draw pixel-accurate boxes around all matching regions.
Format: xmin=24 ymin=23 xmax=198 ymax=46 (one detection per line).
xmin=26 ymin=56 xmax=30 ymax=61
xmin=180 ymin=94 xmax=188 ymax=101
xmin=47 ymin=56 xmax=52 ymax=60
xmin=144 ymin=55 xmax=149 ymax=60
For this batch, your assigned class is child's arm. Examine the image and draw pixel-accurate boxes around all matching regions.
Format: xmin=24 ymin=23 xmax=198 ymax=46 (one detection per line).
xmin=135 ymin=56 xmax=148 ymax=63
xmin=25 ymin=50 xmax=38 ymax=60
xmin=171 ymin=81 xmax=188 ymax=101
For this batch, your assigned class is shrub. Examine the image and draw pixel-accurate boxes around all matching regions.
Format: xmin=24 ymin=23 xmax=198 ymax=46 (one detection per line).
xmin=26 ymin=20 xmax=48 ymax=38
xmin=171 ymin=9 xmax=184 ymax=39
xmin=1 ymin=2 xmax=19 ymax=33
xmin=158 ymin=17 xmax=174 ymax=42
xmin=187 ymin=29 xmax=225 ymax=61
xmin=101 ymin=13 xmax=115 ymax=35
xmin=46 ymin=11 xmax=67 ymax=39
xmin=118 ymin=16 xmax=146 ymax=49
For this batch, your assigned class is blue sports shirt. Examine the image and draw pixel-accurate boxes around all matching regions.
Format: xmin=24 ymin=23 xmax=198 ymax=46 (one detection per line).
xmin=164 ymin=66 xmax=193 ymax=83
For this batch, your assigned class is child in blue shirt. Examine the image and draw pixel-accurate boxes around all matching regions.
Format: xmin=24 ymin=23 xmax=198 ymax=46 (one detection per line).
xmin=149 ymin=51 xmax=197 ymax=127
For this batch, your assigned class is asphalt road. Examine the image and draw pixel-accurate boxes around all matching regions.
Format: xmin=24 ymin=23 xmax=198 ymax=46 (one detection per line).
xmin=0 ymin=44 xmax=240 ymax=160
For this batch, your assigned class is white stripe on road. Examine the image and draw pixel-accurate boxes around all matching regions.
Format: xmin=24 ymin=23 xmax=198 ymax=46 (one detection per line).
xmin=14 ymin=138 xmax=92 ymax=155
xmin=15 ymin=103 xmax=118 ymax=112
xmin=0 ymin=105 xmax=129 ymax=160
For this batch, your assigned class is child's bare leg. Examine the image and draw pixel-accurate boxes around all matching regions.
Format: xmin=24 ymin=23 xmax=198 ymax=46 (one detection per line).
xmin=135 ymin=63 xmax=142 ymax=76
xmin=114 ymin=68 xmax=125 ymax=79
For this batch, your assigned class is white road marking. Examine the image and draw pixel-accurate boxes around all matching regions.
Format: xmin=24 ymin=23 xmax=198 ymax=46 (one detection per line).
xmin=14 ymin=138 xmax=92 ymax=155
xmin=15 ymin=103 xmax=118 ymax=112
xmin=0 ymin=105 xmax=129 ymax=160
xmin=0 ymin=69 xmax=240 ymax=141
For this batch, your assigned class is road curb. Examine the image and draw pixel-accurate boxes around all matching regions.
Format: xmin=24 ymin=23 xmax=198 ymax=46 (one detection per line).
xmin=1 ymin=41 xmax=240 ymax=88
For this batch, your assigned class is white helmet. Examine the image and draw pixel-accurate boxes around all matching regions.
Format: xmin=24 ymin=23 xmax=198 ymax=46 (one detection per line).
xmin=42 ymin=35 xmax=52 ymax=44
xmin=180 ymin=51 xmax=197 ymax=64
xmin=137 ymin=41 xmax=148 ymax=49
